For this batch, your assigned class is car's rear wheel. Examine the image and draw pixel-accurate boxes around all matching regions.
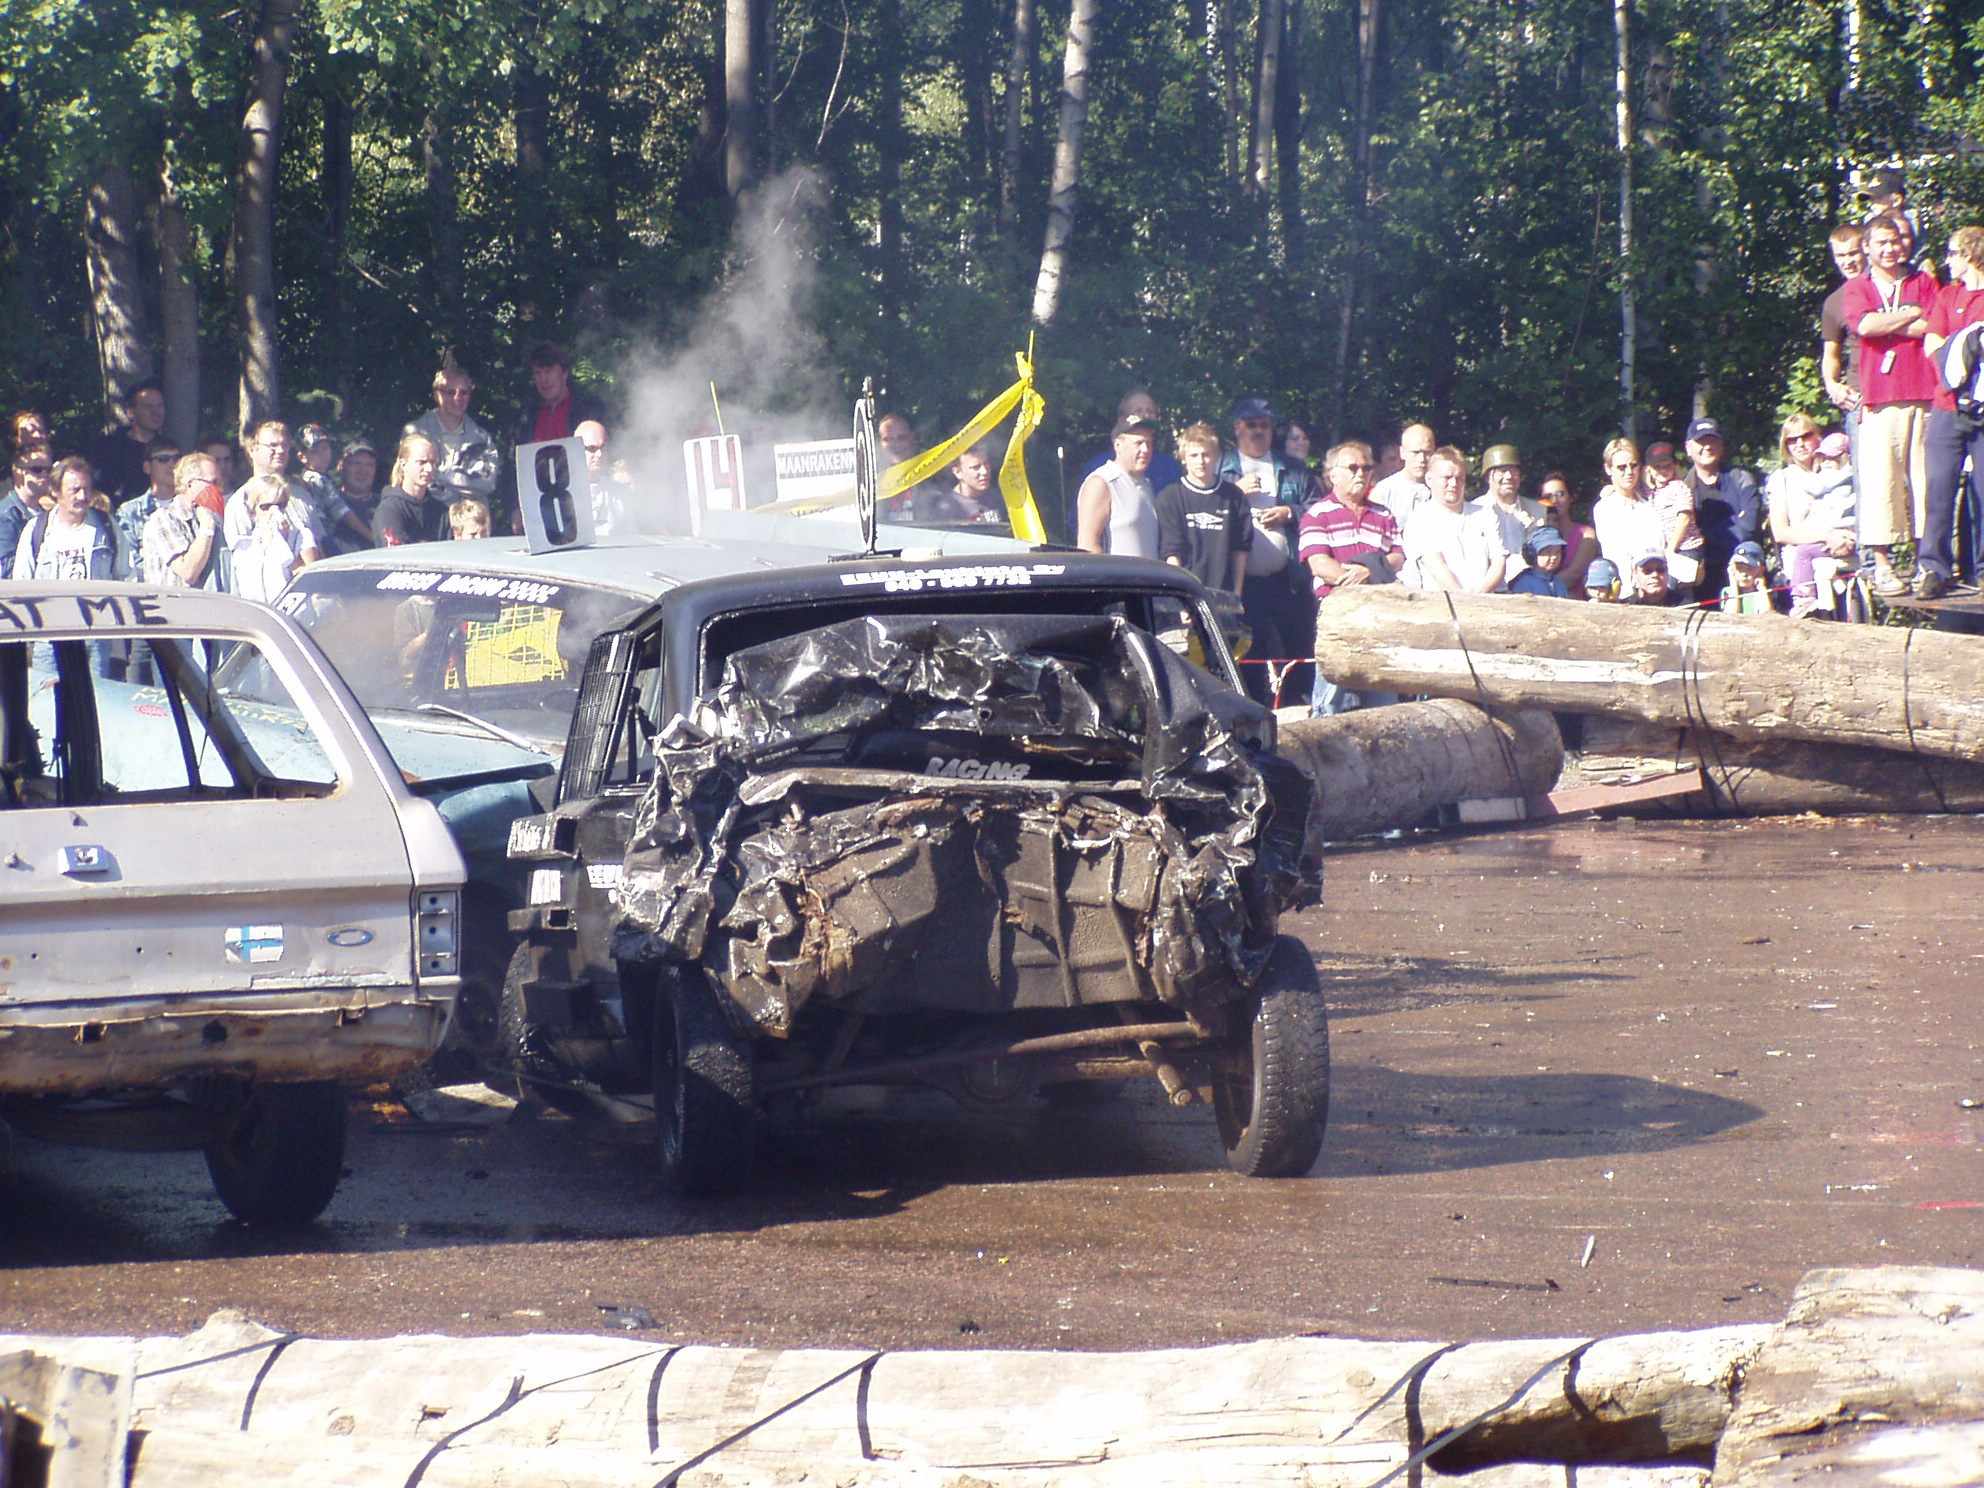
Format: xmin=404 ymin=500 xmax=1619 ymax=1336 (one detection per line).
xmin=654 ymin=969 xmax=755 ymax=1197
xmin=495 ymin=941 xmax=596 ymax=1118
xmin=1211 ymin=937 xmax=1330 ymax=1178
xmin=205 ymin=1082 xmax=347 ymax=1226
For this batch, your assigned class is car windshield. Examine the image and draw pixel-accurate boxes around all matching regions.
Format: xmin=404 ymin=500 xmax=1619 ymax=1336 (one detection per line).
xmin=253 ymin=566 xmax=651 ymax=748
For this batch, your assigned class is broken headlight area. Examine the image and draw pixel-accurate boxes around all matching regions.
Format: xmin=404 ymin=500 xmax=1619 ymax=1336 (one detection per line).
xmin=611 ymin=612 xmax=1319 ymax=1032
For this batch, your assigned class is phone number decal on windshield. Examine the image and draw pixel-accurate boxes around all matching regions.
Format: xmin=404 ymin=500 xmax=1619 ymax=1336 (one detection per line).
xmin=839 ymin=564 xmax=1067 ymax=593
xmin=373 ymin=571 xmax=563 ymax=605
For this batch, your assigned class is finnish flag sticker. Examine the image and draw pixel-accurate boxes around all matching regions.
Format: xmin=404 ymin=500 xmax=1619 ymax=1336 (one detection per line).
xmin=225 ymin=925 xmax=285 ymax=964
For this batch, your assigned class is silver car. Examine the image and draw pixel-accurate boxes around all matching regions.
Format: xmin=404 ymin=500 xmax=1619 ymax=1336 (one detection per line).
xmin=0 ymin=582 xmax=465 ymax=1224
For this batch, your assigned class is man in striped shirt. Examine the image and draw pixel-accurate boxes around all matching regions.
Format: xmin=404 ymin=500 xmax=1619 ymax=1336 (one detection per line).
xmin=1298 ymin=439 xmax=1403 ymax=715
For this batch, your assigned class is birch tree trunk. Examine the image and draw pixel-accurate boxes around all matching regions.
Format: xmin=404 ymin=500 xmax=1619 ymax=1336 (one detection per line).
xmin=878 ymin=0 xmax=906 ymax=308
xmin=1029 ymin=0 xmax=1099 ymax=327
xmin=152 ymin=148 xmax=200 ymax=449
xmin=1246 ymin=0 xmax=1283 ymax=199
xmin=1275 ymin=0 xmax=1305 ymax=265
xmin=1615 ymin=0 xmax=1637 ymax=435
xmin=724 ymin=0 xmax=764 ymax=198
xmin=422 ymin=98 xmax=463 ymax=349
xmin=234 ymin=0 xmax=301 ymax=432
xmin=320 ymin=89 xmax=352 ymax=401
xmin=84 ymin=160 xmax=153 ymax=425
xmin=998 ymin=0 xmax=1037 ymax=257
xmin=1330 ymin=0 xmax=1381 ymax=426
xmin=514 ymin=61 xmax=552 ymax=327
xmin=1218 ymin=0 xmax=1239 ymax=185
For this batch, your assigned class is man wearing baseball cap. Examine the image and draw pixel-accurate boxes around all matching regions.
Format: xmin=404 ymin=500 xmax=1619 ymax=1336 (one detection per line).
xmin=1623 ymin=552 xmax=1686 ymax=607
xmin=1075 ymin=413 xmax=1162 ymax=558
xmin=1217 ymin=395 xmax=1322 ymax=703
xmin=1682 ymin=416 xmax=1762 ymax=599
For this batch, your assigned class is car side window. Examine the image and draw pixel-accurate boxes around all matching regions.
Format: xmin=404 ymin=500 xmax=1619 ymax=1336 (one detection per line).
xmin=5 ymin=636 xmax=338 ymax=807
xmin=599 ymin=653 xmax=662 ymax=791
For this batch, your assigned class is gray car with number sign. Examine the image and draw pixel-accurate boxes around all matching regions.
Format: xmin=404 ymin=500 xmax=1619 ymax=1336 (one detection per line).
xmin=245 ymin=530 xmax=852 ymax=1068
xmin=0 ymin=582 xmax=465 ymax=1225
xmin=250 ymin=519 xmax=1034 ymax=1075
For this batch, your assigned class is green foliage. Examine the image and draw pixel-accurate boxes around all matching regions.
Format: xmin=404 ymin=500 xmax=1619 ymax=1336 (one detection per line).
xmin=1775 ymin=354 xmax=1834 ymax=430
xmin=0 ymin=0 xmax=1978 ymax=488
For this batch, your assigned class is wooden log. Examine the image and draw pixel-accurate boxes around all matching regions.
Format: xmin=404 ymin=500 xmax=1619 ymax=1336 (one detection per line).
xmin=1567 ymin=718 xmax=1984 ymax=817
xmin=1 ymin=1310 xmax=1764 ymax=1487
xmin=1309 ymin=589 xmax=1984 ymax=765
xmin=1277 ymin=700 xmax=1564 ymax=839
xmin=1711 ymin=1266 xmax=1984 ymax=1486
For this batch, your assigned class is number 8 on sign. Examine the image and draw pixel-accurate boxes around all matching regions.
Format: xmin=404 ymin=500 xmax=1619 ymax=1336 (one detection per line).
xmin=516 ymin=436 xmax=596 ymax=555
xmin=536 ymin=445 xmax=577 ymax=545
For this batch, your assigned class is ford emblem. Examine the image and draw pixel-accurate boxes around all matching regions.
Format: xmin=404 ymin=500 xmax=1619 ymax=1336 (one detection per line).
xmin=327 ymin=927 xmax=375 ymax=948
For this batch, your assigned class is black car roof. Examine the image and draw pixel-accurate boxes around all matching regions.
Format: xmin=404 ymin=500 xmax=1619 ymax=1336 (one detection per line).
xmin=653 ymin=549 xmax=1207 ymax=634
xmin=639 ymin=550 xmax=1227 ymax=711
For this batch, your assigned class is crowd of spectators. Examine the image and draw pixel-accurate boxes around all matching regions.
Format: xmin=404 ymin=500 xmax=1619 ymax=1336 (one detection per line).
xmin=10 ymin=175 xmax=1981 ymax=709
xmin=1071 ymin=189 xmax=1984 ymax=712
xmin=1 ymin=344 xmax=622 ymax=669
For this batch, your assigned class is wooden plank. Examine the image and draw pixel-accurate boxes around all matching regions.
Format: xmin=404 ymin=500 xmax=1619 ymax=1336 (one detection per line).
xmin=1528 ymin=767 xmax=1706 ymax=818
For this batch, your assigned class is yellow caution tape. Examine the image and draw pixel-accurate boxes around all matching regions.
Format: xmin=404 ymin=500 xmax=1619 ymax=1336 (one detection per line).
xmin=881 ymin=347 xmax=1048 ymax=543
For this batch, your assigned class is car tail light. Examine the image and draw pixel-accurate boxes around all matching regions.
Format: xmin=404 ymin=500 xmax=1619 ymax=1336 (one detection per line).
xmin=415 ymin=889 xmax=460 ymax=980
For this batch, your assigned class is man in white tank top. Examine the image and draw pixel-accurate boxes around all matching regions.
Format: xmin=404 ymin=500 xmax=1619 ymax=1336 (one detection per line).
xmin=1076 ymin=414 xmax=1162 ymax=558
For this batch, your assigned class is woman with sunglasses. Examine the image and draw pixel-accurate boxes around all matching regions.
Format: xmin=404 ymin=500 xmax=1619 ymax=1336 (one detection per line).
xmin=1591 ymin=438 xmax=1664 ymax=573
xmin=1535 ymin=469 xmax=1601 ymax=598
xmin=1765 ymin=412 xmax=1858 ymax=618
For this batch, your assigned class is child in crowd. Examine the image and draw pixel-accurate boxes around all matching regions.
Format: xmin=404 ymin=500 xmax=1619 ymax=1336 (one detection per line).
xmin=449 ymin=497 xmax=492 ymax=540
xmin=1507 ymin=526 xmax=1571 ymax=597
xmin=1644 ymin=440 xmax=1706 ymax=595
xmin=1155 ymin=422 xmax=1251 ymax=597
xmin=1721 ymin=541 xmax=1774 ymax=613
xmin=1583 ymin=557 xmax=1621 ymax=601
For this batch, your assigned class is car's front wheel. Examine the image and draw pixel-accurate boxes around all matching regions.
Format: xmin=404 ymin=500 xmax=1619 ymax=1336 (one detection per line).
xmin=1211 ymin=937 xmax=1330 ymax=1178
xmin=654 ymin=968 xmax=755 ymax=1198
xmin=205 ymin=1082 xmax=347 ymax=1226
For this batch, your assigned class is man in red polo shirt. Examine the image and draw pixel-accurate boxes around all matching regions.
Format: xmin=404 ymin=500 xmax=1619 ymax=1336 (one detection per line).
xmin=1298 ymin=439 xmax=1403 ymax=715
xmin=1844 ymin=215 xmax=1941 ymax=596
xmin=1917 ymin=225 xmax=1984 ymax=598
xmin=512 ymin=343 xmax=610 ymax=448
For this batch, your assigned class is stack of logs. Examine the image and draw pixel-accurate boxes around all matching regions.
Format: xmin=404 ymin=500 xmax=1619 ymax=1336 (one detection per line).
xmin=1280 ymin=590 xmax=1984 ymax=836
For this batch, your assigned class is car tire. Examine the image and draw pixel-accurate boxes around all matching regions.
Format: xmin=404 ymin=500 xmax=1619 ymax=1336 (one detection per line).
xmin=495 ymin=941 xmax=594 ymax=1118
xmin=655 ymin=969 xmax=755 ymax=1198
xmin=1211 ymin=936 xmax=1330 ymax=1178
xmin=205 ymin=1082 xmax=347 ymax=1226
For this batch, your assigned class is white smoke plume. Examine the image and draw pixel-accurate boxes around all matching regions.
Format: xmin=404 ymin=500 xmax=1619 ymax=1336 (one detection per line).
xmin=613 ymin=168 xmax=845 ymax=533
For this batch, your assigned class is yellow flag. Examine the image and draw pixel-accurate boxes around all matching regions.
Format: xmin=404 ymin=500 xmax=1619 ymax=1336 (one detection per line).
xmin=881 ymin=349 xmax=1048 ymax=543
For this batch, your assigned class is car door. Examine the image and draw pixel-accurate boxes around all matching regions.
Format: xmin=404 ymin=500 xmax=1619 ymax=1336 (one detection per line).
xmin=0 ymin=620 xmax=425 ymax=1018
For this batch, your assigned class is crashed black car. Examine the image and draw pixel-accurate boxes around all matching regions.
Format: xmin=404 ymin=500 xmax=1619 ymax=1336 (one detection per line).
xmin=502 ymin=552 xmax=1326 ymax=1192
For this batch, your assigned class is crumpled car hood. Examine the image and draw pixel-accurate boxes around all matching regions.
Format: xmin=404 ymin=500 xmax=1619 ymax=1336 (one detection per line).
xmin=613 ymin=612 xmax=1318 ymax=1031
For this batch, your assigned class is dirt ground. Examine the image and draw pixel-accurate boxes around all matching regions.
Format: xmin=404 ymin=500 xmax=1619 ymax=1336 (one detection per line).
xmin=4 ymin=813 xmax=1981 ymax=1351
